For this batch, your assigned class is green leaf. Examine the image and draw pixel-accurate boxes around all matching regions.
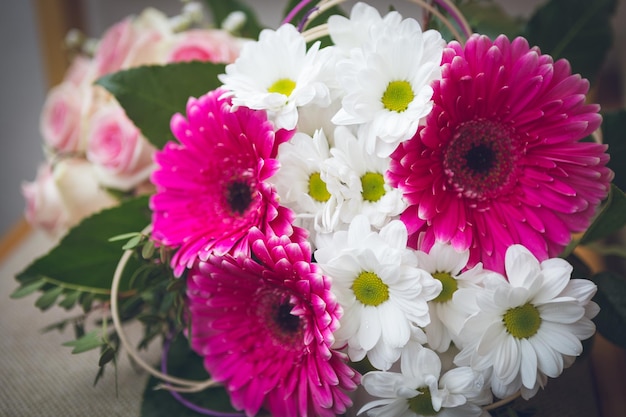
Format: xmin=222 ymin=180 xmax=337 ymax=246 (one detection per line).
xmin=10 ymin=279 xmax=45 ymax=299
xmin=122 ymin=234 xmax=144 ymax=251
xmin=63 ymin=330 xmax=104 ymax=354
xmin=141 ymin=335 xmax=237 ymax=416
xmin=108 ymin=232 xmax=142 ymax=242
xmin=98 ymin=345 xmax=117 ymax=367
xmin=15 ymin=196 xmax=151 ymax=304
xmin=601 ymin=109 xmax=626 ymax=191
xmin=458 ymin=0 xmax=524 ymax=40
xmin=203 ymin=0 xmax=264 ymax=38
xmin=592 ymin=271 xmax=626 ymax=349
xmin=96 ymin=62 xmax=225 ymax=149
xmin=34 ymin=286 xmax=64 ymax=310
xmin=523 ymin=0 xmax=617 ymax=83
xmin=579 ymin=184 xmax=626 ymax=245
xmin=58 ymin=290 xmax=81 ymax=310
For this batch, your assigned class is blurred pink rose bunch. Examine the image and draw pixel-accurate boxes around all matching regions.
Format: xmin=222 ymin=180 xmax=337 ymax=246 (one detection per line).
xmin=24 ymin=6 xmax=244 ymax=236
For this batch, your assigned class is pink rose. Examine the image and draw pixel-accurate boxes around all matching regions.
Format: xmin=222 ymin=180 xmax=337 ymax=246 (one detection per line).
xmin=166 ymin=29 xmax=242 ymax=64
xmin=64 ymin=54 xmax=94 ymax=86
xmin=53 ymin=158 xmax=118 ymax=228
xmin=22 ymin=160 xmax=119 ymax=235
xmin=124 ymin=8 xmax=172 ymax=67
xmin=93 ymin=17 xmax=136 ymax=76
xmin=22 ymin=163 xmax=68 ymax=235
xmin=40 ymin=82 xmax=84 ymax=153
xmin=93 ymin=10 xmax=174 ymax=76
xmin=86 ymin=104 xmax=156 ymax=191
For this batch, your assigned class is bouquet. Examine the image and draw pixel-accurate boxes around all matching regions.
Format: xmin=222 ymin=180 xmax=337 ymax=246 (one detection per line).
xmin=14 ymin=0 xmax=626 ymax=416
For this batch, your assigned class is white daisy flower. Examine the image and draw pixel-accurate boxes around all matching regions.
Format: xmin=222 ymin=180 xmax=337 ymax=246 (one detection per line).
xmin=218 ymin=24 xmax=331 ymax=130
xmin=454 ymin=244 xmax=599 ymax=400
xmin=331 ymin=12 xmax=444 ymax=157
xmin=327 ymin=2 xmax=400 ymax=53
xmin=315 ymin=216 xmax=441 ymax=370
xmin=359 ymin=343 xmax=491 ymax=417
xmin=322 ymin=126 xmax=407 ymax=230
xmin=415 ymin=242 xmax=497 ymax=353
xmin=271 ymin=129 xmax=340 ymax=236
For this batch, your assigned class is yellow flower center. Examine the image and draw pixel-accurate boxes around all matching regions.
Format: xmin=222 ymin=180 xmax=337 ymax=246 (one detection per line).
xmin=381 ymin=80 xmax=414 ymax=112
xmin=503 ymin=302 xmax=542 ymax=339
xmin=432 ymin=272 xmax=458 ymax=303
xmin=408 ymin=387 xmax=437 ymax=416
xmin=352 ymin=271 xmax=389 ymax=306
xmin=268 ymin=78 xmax=296 ymax=96
xmin=361 ymin=172 xmax=386 ymax=202
xmin=308 ymin=172 xmax=331 ymax=202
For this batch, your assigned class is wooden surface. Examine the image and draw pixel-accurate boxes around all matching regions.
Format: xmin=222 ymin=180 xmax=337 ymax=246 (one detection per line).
xmin=32 ymin=0 xmax=86 ymax=87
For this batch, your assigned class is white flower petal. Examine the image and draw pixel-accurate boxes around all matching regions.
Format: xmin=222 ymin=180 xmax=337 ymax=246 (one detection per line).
xmin=538 ymin=301 xmax=584 ymax=324
xmin=359 ymin=305 xmax=382 ymax=351
xmin=519 ymin=338 xmax=538 ymax=389
xmin=539 ymin=321 xmax=583 ymax=356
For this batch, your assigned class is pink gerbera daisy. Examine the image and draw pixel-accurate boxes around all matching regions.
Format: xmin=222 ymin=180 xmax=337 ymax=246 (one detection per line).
xmin=186 ymin=228 xmax=360 ymax=417
xmin=150 ymin=88 xmax=295 ymax=276
xmin=387 ymin=34 xmax=613 ymax=273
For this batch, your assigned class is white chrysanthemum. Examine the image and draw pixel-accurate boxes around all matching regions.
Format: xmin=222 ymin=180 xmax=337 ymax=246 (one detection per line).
xmin=359 ymin=343 xmax=491 ymax=417
xmin=315 ymin=216 xmax=441 ymax=370
xmin=415 ymin=242 xmax=497 ymax=353
xmin=454 ymin=245 xmax=599 ymax=400
xmin=218 ymin=24 xmax=331 ymax=130
xmin=322 ymin=126 xmax=407 ymax=230
xmin=327 ymin=2 xmax=400 ymax=53
xmin=271 ymin=129 xmax=340 ymax=236
xmin=331 ymin=13 xmax=444 ymax=157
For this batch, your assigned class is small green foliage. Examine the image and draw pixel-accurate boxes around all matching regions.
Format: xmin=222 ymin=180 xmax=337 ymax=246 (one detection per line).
xmin=63 ymin=330 xmax=104 ymax=354
xmin=58 ymin=290 xmax=81 ymax=310
xmin=122 ymin=234 xmax=144 ymax=251
xmin=10 ymin=279 xmax=45 ymax=299
xmin=35 ymin=286 xmax=64 ymax=310
xmin=98 ymin=344 xmax=117 ymax=367
xmin=108 ymin=232 xmax=142 ymax=242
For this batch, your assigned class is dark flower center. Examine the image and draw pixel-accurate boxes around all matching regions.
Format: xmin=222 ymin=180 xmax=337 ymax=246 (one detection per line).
xmin=465 ymin=144 xmax=495 ymax=174
xmin=226 ymin=180 xmax=253 ymax=215
xmin=275 ymin=302 xmax=300 ymax=334
xmin=257 ymin=289 xmax=304 ymax=349
xmin=443 ymin=119 xmax=519 ymax=199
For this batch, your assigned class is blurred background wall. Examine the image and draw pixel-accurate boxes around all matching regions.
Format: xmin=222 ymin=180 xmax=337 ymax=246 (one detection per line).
xmin=1 ymin=0 xmax=624 ymax=239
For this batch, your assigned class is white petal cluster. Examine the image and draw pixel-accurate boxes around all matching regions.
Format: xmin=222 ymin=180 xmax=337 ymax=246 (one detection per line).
xmin=271 ymin=129 xmax=340 ymax=236
xmin=329 ymin=3 xmax=445 ymax=157
xmin=415 ymin=242 xmax=499 ymax=353
xmin=219 ymin=24 xmax=331 ymax=130
xmin=359 ymin=343 xmax=492 ymax=417
xmin=315 ymin=216 xmax=441 ymax=370
xmin=453 ymin=245 xmax=599 ymax=400
xmin=322 ymin=126 xmax=407 ymax=230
